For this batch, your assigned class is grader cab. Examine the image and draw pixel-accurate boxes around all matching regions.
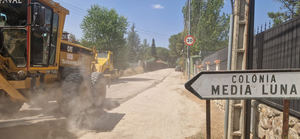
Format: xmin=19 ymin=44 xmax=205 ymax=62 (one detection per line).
xmin=95 ymin=51 xmax=120 ymax=81
xmin=0 ymin=0 xmax=106 ymax=115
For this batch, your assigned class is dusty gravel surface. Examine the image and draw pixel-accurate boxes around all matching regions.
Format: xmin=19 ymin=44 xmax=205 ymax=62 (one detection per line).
xmin=0 ymin=69 xmax=225 ymax=139
xmin=78 ymin=69 xmax=206 ymax=139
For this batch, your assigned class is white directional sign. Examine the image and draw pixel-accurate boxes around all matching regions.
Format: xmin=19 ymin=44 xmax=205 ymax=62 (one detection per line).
xmin=185 ymin=70 xmax=300 ymax=99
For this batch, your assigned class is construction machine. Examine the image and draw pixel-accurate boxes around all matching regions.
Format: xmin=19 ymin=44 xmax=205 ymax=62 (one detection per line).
xmin=95 ymin=51 xmax=120 ymax=83
xmin=0 ymin=0 xmax=106 ymax=115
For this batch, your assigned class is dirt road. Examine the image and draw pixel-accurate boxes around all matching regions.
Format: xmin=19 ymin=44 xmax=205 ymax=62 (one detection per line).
xmin=0 ymin=69 xmax=224 ymax=139
xmin=79 ymin=69 xmax=205 ymax=139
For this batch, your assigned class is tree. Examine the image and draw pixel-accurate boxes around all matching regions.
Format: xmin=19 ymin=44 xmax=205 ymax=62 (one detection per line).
xmin=168 ymin=32 xmax=185 ymax=58
xmin=156 ymin=47 xmax=170 ymax=62
xmin=81 ymin=5 xmax=128 ymax=69
xmin=138 ymin=39 xmax=150 ymax=61
xmin=144 ymin=47 xmax=170 ymax=62
xmin=182 ymin=0 xmax=229 ymax=54
xmin=230 ymin=0 xmax=234 ymax=13
xmin=126 ymin=24 xmax=141 ymax=63
xmin=151 ymin=38 xmax=157 ymax=59
xmin=168 ymin=32 xmax=185 ymax=67
xmin=268 ymin=0 xmax=300 ymax=25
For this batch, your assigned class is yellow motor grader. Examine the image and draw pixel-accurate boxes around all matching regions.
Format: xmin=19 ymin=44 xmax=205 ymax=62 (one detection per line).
xmin=0 ymin=0 xmax=106 ymax=115
xmin=95 ymin=51 xmax=120 ymax=83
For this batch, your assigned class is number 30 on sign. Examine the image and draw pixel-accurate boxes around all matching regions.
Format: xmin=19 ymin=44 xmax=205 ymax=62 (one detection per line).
xmin=184 ymin=35 xmax=195 ymax=46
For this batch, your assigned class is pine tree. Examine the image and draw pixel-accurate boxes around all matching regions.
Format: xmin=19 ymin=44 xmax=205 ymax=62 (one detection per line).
xmin=139 ymin=39 xmax=149 ymax=61
xmin=126 ymin=24 xmax=141 ymax=62
xmin=268 ymin=0 xmax=300 ymax=25
xmin=151 ymin=38 xmax=157 ymax=59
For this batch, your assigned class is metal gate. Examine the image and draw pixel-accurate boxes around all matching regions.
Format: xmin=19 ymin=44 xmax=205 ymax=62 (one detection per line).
xmin=252 ymin=16 xmax=300 ymax=118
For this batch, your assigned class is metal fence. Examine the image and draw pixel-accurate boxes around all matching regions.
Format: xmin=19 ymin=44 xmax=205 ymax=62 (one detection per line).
xmin=252 ymin=16 xmax=300 ymax=118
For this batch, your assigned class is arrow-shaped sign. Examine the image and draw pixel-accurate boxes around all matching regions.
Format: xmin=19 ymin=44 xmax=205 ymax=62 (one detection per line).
xmin=185 ymin=69 xmax=300 ymax=99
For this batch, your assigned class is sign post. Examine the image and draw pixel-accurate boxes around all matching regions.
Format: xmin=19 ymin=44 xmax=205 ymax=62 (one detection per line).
xmin=282 ymin=100 xmax=290 ymax=139
xmin=185 ymin=69 xmax=300 ymax=138
xmin=206 ymin=100 xmax=211 ymax=139
xmin=184 ymin=35 xmax=195 ymax=80
xmin=185 ymin=70 xmax=300 ymax=99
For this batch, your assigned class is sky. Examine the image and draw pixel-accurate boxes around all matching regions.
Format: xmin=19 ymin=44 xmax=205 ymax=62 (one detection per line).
xmin=54 ymin=0 xmax=283 ymax=48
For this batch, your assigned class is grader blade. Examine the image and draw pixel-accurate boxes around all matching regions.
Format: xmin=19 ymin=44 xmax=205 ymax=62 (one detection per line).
xmin=0 ymin=74 xmax=27 ymax=102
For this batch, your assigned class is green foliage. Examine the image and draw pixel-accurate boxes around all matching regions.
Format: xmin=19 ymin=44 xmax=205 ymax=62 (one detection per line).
xmin=167 ymin=0 xmax=229 ymax=68
xmin=138 ymin=39 xmax=150 ymax=61
xmin=182 ymin=0 xmax=229 ymax=54
xmin=151 ymin=38 xmax=157 ymax=58
xmin=268 ymin=0 xmax=300 ymax=25
xmin=168 ymin=32 xmax=185 ymax=67
xmin=126 ymin=24 xmax=151 ymax=63
xmin=80 ymin=5 xmax=128 ymax=69
xmin=156 ymin=47 xmax=170 ymax=62
xmin=168 ymin=32 xmax=185 ymax=58
xmin=145 ymin=47 xmax=169 ymax=62
xmin=268 ymin=12 xmax=288 ymax=25
xmin=127 ymin=24 xmax=141 ymax=62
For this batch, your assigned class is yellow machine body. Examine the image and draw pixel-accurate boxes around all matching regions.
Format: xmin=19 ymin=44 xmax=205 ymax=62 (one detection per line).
xmin=95 ymin=51 xmax=119 ymax=81
xmin=95 ymin=51 xmax=114 ymax=73
xmin=0 ymin=0 xmax=97 ymax=102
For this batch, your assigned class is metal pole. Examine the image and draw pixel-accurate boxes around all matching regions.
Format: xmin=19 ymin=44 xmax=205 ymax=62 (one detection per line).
xmin=206 ymin=100 xmax=211 ymax=139
xmin=245 ymin=1 xmax=255 ymax=138
xmin=251 ymin=100 xmax=259 ymax=139
xmin=224 ymin=14 xmax=233 ymax=139
xmin=282 ymin=100 xmax=290 ymax=139
xmin=244 ymin=100 xmax=251 ymax=139
xmin=187 ymin=0 xmax=191 ymax=79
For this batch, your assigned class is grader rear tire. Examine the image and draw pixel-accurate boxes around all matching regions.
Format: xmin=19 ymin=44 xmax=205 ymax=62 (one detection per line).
xmin=59 ymin=72 xmax=83 ymax=116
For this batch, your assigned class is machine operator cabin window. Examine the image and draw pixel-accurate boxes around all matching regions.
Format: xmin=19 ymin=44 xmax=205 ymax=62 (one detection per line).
xmin=0 ymin=0 xmax=27 ymax=67
xmin=49 ymin=13 xmax=59 ymax=65
xmin=31 ymin=2 xmax=55 ymax=67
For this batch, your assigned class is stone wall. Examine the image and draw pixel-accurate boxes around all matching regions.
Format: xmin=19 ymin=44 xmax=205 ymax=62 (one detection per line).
xmin=257 ymin=103 xmax=300 ymax=139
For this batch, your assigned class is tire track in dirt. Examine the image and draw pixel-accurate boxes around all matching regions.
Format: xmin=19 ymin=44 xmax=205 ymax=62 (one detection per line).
xmin=117 ymin=71 xmax=171 ymax=104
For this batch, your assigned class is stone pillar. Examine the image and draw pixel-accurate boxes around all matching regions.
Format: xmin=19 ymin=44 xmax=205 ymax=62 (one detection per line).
xmin=214 ymin=60 xmax=220 ymax=71
xmin=193 ymin=64 xmax=197 ymax=76
xmin=213 ymin=60 xmax=225 ymax=111
xmin=197 ymin=64 xmax=203 ymax=73
xmin=205 ymin=62 xmax=211 ymax=71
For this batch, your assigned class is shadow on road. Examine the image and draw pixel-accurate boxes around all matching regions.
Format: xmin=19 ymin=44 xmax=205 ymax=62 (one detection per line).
xmin=0 ymin=102 xmax=61 ymax=120
xmin=104 ymin=98 xmax=121 ymax=110
xmin=88 ymin=111 xmax=125 ymax=132
xmin=0 ymin=111 xmax=125 ymax=138
xmin=111 ymin=77 xmax=153 ymax=85
xmin=0 ymin=119 xmax=76 ymax=139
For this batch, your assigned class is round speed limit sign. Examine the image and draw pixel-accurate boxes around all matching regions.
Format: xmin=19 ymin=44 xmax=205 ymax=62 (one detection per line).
xmin=184 ymin=35 xmax=195 ymax=46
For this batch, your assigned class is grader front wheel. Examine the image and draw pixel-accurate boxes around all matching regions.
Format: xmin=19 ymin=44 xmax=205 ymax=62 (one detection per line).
xmin=59 ymin=72 xmax=106 ymax=116
xmin=90 ymin=72 xmax=106 ymax=108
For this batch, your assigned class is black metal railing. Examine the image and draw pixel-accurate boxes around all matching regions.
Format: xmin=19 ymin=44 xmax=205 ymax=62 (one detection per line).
xmin=252 ymin=16 xmax=300 ymax=118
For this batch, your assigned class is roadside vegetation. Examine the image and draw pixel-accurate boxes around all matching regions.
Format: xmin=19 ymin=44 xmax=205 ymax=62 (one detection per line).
xmin=268 ymin=0 xmax=300 ymax=25
xmin=70 ymin=0 xmax=231 ymax=71
xmin=168 ymin=0 xmax=230 ymax=69
xmin=75 ymin=5 xmax=175 ymax=70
